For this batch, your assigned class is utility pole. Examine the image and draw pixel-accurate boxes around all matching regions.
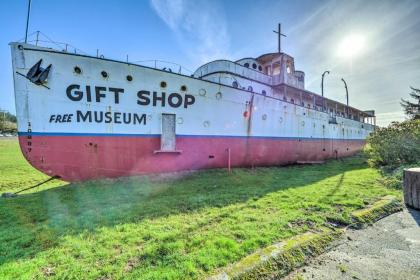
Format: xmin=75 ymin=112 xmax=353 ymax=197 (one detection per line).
xmin=25 ymin=0 xmax=32 ymax=43
xmin=341 ymin=78 xmax=349 ymax=117
xmin=321 ymin=70 xmax=330 ymax=111
xmin=273 ymin=23 xmax=287 ymax=53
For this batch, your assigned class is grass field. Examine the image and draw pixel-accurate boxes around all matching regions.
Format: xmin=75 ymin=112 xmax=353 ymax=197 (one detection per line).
xmin=0 ymin=139 xmax=65 ymax=193
xmin=0 ymin=138 xmax=400 ymax=279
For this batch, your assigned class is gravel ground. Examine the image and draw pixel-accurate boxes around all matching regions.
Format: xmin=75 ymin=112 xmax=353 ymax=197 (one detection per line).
xmin=285 ymin=208 xmax=420 ymax=280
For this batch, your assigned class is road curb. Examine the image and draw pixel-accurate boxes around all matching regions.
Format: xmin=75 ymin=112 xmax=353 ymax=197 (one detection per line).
xmin=207 ymin=195 xmax=402 ymax=280
xmin=351 ymin=195 xmax=403 ymax=228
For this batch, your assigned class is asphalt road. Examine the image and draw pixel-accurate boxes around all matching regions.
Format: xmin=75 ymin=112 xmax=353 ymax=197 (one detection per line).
xmin=286 ymin=208 xmax=420 ymax=280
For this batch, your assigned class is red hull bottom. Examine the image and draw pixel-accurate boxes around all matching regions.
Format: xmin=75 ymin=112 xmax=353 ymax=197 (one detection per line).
xmin=18 ymin=135 xmax=365 ymax=182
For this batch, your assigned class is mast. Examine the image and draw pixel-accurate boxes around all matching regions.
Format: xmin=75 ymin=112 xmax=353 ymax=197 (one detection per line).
xmin=24 ymin=0 xmax=32 ymax=43
xmin=273 ymin=23 xmax=287 ymax=53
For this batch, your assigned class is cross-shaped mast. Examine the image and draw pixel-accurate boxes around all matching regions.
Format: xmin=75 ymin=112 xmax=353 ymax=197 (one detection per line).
xmin=273 ymin=23 xmax=287 ymax=53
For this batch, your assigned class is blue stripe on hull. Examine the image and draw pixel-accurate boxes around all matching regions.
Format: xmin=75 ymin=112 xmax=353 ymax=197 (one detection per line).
xmin=18 ymin=131 xmax=365 ymax=141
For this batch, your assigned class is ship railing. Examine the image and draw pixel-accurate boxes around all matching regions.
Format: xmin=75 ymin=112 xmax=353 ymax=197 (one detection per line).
xmin=21 ymin=31 xmax=194 ymax=76
xmin=194 ymin=60 xmax=272 ymax=84
xmin=132 ymin=60 xmax=193 ymax=76
xmin=23 ymin=31 xmax=89 ymax=55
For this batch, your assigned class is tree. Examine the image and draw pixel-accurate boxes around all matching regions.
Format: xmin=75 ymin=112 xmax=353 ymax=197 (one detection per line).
xmin=401 ymin=87 xmax=420 ymax=120
xmin=0 ymin=109 xmax=17 ymax=133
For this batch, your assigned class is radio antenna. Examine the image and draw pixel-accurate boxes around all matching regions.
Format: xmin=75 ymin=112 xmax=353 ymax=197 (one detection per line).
xmin=25 ymin=0 xmax=32 ymax=43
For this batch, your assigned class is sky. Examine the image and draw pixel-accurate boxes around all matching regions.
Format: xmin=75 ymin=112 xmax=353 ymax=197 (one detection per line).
xmin=0 ymin=0 xmax=419 ymax=126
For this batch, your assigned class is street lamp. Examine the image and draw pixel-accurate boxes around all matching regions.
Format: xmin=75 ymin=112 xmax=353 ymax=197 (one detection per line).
xmin=341 ymin=78 xmax=349 ymax=117
xmin=321 ymin=70 xmax=330 ymax=111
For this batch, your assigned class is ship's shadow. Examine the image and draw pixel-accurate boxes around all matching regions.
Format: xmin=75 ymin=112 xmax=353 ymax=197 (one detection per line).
xmin=0 ymin=156 xmax=367 ymax=266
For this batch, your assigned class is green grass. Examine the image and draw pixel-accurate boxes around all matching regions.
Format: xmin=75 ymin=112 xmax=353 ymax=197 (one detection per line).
xmin=0 ymin=139 xmax=65 ymax=193
xmin=0 ymin=139 xmax=400 ymax=279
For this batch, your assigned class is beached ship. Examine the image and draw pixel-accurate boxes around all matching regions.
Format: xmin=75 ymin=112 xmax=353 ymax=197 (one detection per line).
xmin=10 ymin=33 xmax=376 ymax=181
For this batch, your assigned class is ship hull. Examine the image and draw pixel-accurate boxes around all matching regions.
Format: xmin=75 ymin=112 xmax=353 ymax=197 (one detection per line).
xmin=11 ymin=43 xmax=374 ymax=182
xmin=18 ymin=133 xmax=364 ymax=181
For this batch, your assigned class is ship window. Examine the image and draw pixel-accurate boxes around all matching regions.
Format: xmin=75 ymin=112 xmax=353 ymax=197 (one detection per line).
xmin=74 ymin=66 xmax=82 ymax=74
xmin=101 ymin=71 xmax=108 ymax=78
xmin=252 ymin=63 xmax=257 ymax=69
xmin=160 ymin=81 xmax=167 ymax=88
xmin=232 ymin=81 xmax=238 ymax=88
xmin=180 ymin=85 xmax=187 ymax=91
xmin=262 ymin=90 xmax=266 ymax=96
xmin=258 ymin=65 xmax=262 ymax=71
xmin=286 ymin=66 xmax=291 ymax=74
xmin=161 ymin=114 xmax=176 ymax=151
xmin=247 ymin=86 xmax=253 ymax=92
xmin=126 ymin=75 xmax=133 ymax=81
xmin=244 ymin=63 xmax=249 ymax=68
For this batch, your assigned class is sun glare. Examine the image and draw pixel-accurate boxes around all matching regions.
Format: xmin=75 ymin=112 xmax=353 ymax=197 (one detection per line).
xmin=337 ymin=33 xmax=366 ymax=58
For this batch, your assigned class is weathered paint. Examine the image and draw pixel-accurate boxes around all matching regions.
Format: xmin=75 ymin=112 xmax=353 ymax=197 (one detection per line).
xmin=18 ymin=134 xmax=364 ymax=181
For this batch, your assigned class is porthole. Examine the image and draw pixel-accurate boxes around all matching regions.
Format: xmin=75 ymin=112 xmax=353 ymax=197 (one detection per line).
xmin=244 ymin=63 xmax=249 ymax=68
xmin=126 ymin=75 xmax=133 ymax=81
xmin=216 ymin=92 xmax=222 ymax=100
xmin=247 ymin=86 xmax=253 ymax=92
xmin=18 ymin=45 xmax=23 ymax=50
xmin=258 ymin=65 xmax=262 ymax=71
xmin=177 ymin=117 xmax=184 ymax=124
xmin=74 ymin=66 xmax=82 ymax=74
xmin=262 ymin=114 xmax=267 ymax=120
xmin=232 ymin=81 xmax=238 ymax=88
xmin=101 ymin=71 xmax=108 ymax=78
xmin=262 ymin=90 xmax=266 ymax=96
xmin=252 ymin=63 xmax=257 ymax=69
xmin=203 ymin=121 xmax=210 ymax=127
xmin=180 ymin=85 xmax=187 ymax=91
xmin=199 ymin=88 xmax=206 ymax=96
xmin=160 ymin=81 xmax=167 ymax=88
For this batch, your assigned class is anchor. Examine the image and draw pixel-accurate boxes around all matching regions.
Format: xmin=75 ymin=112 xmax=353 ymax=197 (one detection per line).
xmin=16 ymin=59 xmax=52 ymax=89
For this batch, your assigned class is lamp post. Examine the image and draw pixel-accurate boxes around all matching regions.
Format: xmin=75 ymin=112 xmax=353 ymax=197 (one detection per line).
xmin=341 ymin=78 xmax=349 ymax=117
xmin=321 ymin=70 xmax=330 ymax=111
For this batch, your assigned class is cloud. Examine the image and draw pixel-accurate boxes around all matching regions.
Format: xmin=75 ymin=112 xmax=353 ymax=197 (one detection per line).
xmin=150 ymin=0 xmax=230 ymax=64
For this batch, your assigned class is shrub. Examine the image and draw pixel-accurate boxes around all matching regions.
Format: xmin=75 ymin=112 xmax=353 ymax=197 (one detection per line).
xmin=364 ymin=120 xmax=420 ymax=167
